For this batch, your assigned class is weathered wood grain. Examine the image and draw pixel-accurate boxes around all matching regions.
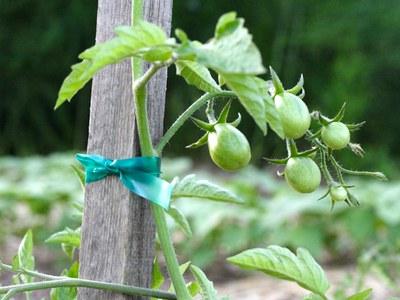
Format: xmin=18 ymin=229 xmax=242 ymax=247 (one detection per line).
xmin=78 ymin=1 xmax=173 ymax=299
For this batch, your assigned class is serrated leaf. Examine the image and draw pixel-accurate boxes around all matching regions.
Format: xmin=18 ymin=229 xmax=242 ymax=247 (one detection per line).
xmin=172 ymin=174 xmax=242 ymax=204
xmin=167 ymin=205 xmax=193 ymax=238
xmin=190 ymin=265 xmax=218 ymax=300
xmin=254 ymin=77 xmax=284 ymax=139
xmin=46 ymin=227 xmax=81 ymax=248
xmin=55 ymin=21 xmax=168 ymax=108
xmin=191 ymin=15 xmax=264 ymax=75
xmin=18 ymin=230 xmax=35 ymax=283
xmin=347 ymin=288 xmax=372 ymax=300
xmin=227 ymin=246 xmax=330 ymax=297
xmin=176 ymin=60 xmax=221 ymax=93
xmin=222 ymin=74 xmax=267 ymax=134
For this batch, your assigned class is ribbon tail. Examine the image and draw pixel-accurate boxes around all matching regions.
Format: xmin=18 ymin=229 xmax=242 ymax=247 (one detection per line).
xmin=120 ymin=171 xmax=172 ymax=209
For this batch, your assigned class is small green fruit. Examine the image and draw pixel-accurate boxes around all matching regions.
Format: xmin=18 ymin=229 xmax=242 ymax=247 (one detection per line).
xmin=208 ymin=124 xmax=251 ymax=171
xmin=275 ymin=92 xmax=311 ymax=139
xmin=330 ymin=186 xmax=347 ymax=202
xmin=321 ymin=122 xmax=350 ymax=150
xmin=285 ymin=157 xmax=321 ymax=193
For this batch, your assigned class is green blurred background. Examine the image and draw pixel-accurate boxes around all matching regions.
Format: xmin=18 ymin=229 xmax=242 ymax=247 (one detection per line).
xmin=1 ymin=0 xmax=399 ymax=175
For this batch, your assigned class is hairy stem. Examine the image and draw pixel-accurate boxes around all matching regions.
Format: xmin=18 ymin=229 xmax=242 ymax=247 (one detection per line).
xmin=156 ymin=91 xmax=236 ymax=154
xmin=0 ymin=279 xmax=176 ymax=300
xmin=131 ymin=1 xmax=191 ymax=299
xmin=205 ymin=100 xmax=217 ymax=123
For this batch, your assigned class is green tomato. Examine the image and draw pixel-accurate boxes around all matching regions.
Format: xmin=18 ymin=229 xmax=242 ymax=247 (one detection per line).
xmin=285 ymin=157 xmax=321 ymax=193
xmin=330 ymin=185 xmax=347 ymax=202
xmin=208 ymin=124 xmax=251 ymax=171
xmin=321 ymin=122 xmax=350 ymax=150
xmin=275 ymin=92 xmax=311 ymax=139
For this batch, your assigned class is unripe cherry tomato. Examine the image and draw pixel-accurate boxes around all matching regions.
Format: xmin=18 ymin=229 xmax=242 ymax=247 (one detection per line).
xmin=321 ymin=122 xmax=350 ymax=150
xmin=330 ymin=185 xmax=347 ymax=202
xmin=285 ymin=157 xmax=321 ymax=193
xmin=274 ymin=92 xmax=311 ymax=139
xmin=208 ymin=124 xmax=251 ymax=171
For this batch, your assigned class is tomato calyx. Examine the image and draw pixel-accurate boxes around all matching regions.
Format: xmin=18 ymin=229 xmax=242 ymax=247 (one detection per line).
xmin=186 ymin=100 xmax=242 ymax=149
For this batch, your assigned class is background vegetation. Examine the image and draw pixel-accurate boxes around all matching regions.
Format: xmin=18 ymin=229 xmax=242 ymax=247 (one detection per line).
xmin=1 ymin=0 xmax=399 ymax=176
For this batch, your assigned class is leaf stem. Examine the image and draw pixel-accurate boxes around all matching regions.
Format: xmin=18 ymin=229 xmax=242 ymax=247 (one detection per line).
xmin=0 ymin=262 xmax=60 ymax=281
xmin=0 ymin=278 xmax=176 ymax=300
xmin=156 ymin=91 xmax=236 ymax=154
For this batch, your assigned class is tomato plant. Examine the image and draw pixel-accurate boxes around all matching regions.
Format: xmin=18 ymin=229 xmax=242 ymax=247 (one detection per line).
xmin=0 ymin=5 xmax=387 ymax=300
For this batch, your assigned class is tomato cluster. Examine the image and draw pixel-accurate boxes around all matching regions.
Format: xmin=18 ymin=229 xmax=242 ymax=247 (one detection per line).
xmin=186 ymin=68 xmax=378 ymax=207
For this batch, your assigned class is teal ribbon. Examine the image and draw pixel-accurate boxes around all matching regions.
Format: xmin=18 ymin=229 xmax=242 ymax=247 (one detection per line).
xmin=76 ymin=153 xmax=172 ymax=209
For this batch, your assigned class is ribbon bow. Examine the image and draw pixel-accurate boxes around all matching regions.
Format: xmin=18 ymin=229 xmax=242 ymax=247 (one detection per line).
xmin=76 ymin=153 xmax=172 ymax=209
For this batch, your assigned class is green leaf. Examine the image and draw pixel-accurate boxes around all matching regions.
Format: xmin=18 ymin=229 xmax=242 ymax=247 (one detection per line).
xmin=227 ymin=246 xmax=330 ymax=297
xmin=51 ymin=263 xmax=79 ymax=300
xmin=151 ymin=257 xmax=164 ymax=290
xmin=55 ymin=21 xmax=168 ymax=108
xmin=190 ymin=265 xmax=218 ymax=300
xmin=222 ymin=74 xmax=267 ymax=134
xmin=71 ymin=164 xmax=85 ymax=190
xmin=215 ymin=12 xmax=241 ymax=38
xmin=254 ymin=77 xmax=284 ymax=139
xmin=46 ymin=227 xmax=81 ymax=248
xmin=176 ymin=60 xmax=221 ymax=93
xmin=192 ymin=15 xmax=265 ymax=75
xmin=167 ymin=205 xmax=193 ymax=238
xmin=172 ymin=174 xmax=242 ymax=204
xmin=18 ymin=230 xmax=35 ymax=283
xmin=187 ymin=281 xmax=201 ymax=297
xmin=347 ymin=288 xmax=373 ymax=300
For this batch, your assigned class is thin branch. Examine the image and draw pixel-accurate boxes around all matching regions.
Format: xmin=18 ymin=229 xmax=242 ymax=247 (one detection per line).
xmin=0 ymin=278 xmax=176 ymax=300
xmin=156 ymin=91 xmax=236 ymax=154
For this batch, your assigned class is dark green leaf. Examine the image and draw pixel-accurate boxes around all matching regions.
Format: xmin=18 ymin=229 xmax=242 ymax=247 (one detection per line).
xmin=228 ymin=246 xmax=330 ymax=297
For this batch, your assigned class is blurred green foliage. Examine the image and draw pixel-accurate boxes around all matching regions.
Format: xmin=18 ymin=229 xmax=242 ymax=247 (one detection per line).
xmin=1 ymin=154 xmax=399 ymax=289
xmin=1 ymin=1 xmax=400 ymax=175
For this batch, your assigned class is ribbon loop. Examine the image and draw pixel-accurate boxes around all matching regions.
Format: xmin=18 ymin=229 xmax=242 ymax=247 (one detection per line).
xmin=76 ymin=153 xmax=172 ymax=209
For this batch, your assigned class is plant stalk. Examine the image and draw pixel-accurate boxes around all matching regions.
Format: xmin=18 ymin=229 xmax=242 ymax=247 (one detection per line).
xmin=0 ymin=278 xmax=176 ymax=300
xmin=131 ymin=1 xmax=192 ymax=299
